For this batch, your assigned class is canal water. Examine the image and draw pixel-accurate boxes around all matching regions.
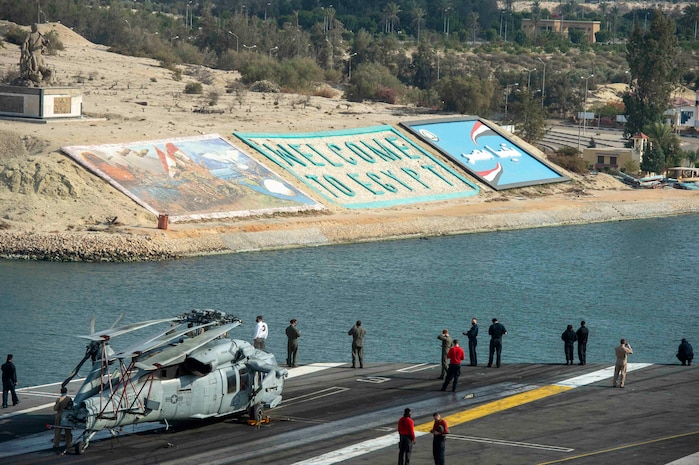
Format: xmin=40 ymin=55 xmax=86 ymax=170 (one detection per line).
xmin=1 ymin=215 xmax=698 ymax=388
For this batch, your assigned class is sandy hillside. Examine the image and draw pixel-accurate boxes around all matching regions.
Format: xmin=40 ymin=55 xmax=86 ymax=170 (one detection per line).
xmin=0 ymin=22 xmax=697 ymax=260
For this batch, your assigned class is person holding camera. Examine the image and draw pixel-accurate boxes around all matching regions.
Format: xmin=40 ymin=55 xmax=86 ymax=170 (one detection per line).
xmin=613 ymin=339 xmax=633 ymax=388
xmin=430 ymin=412 xmax=449 ymax=465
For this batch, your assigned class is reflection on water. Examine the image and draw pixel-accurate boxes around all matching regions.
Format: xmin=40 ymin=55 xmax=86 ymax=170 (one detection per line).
xmin=1 ymin=215 xmax=698 ymax=387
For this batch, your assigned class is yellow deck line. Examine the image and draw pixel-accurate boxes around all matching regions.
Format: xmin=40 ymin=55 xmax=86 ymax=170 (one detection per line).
xmin=415 ymin=385 xmax=573 ymax=433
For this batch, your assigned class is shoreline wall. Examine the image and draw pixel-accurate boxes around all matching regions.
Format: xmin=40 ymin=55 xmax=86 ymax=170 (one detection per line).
xmin=1 ymin=196 xmax=697 ymax=262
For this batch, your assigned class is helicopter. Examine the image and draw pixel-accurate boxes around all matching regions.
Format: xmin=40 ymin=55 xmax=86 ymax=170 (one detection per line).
xmin=57 ymin=309 xmax=288 ymax=454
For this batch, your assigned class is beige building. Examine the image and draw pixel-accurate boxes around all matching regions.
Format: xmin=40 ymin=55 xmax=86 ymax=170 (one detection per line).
xmin=582 ymin=133 xmax=647 ymax=171
xmin=521 ymin=19 xmax=601 ymax=43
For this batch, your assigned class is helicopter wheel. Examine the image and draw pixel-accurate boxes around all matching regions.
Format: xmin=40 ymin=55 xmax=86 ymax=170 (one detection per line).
xmin=249 ymin=403 xmax=263 ymax=423
xmin=75 ymin=441 xmax=87 ymax=455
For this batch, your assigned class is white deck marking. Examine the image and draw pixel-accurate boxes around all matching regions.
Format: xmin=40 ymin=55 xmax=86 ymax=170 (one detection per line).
xmin=356 ymin=376 xmax=390 ymax=384
xmin=286 ymin=363 xmax=345 ymax=379
xmin=396 ymin=363 xmax=435 ymax=373
xmin=0 ymin=403 xmax=54 ymax=419
xmin=292 ymin=364 xmax=655 ymax=464
xmin=664 ymin=451 xmax=699 ymax=465
xmin=448 ymin=434 xmax=574 ymax=452
xmin=275 ymin=387 xmax=349 ymax=410
xmin=554 ymin=363 xmax=652 ymax=387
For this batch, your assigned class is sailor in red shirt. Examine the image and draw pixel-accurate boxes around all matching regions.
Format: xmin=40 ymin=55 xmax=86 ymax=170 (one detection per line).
xmin=440 ymin=339 xmax=466 ymax=392
xmin=397 ymin=407 xmax=415 ymax=465
xmin=430 ymin=412 xmax=449 ymax=465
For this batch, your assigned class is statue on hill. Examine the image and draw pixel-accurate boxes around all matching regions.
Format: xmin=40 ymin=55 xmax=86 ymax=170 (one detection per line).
xmin=18 ymin=23 xmax=53 ymax=86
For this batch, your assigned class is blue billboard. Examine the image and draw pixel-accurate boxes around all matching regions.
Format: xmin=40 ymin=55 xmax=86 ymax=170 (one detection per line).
xmin=401 ymin=117 xmax=569 ymax=190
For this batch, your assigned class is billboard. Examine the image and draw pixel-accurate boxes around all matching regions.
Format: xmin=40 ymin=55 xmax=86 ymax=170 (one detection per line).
xmin=62 ymin=134 xmax=322 ymax=221
xmin=401 ymin=117 xmax=569 ymax=190
xmin=235 ymin=125 xmax=479 ymax=208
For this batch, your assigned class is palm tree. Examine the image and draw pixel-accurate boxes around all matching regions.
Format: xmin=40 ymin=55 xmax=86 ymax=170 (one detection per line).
xmin=383 ymin=2 xmax=401 ymax=34
xmin=412 ymin=7 xmax=426 ymax=42
xmin=643 ymin=122 xmax=681 ymax=172
xmin=438 ymin=0 xmax=452 ymax=35
xmin=610 ymin=6 xmax=620 ymax=44
xmin=531 ymin=1 xmax=542 ymax=40
xmin=683 ymin=4 xmax=699 ymax=39
xmin=466 ymin=12 xmax=480 ymax=45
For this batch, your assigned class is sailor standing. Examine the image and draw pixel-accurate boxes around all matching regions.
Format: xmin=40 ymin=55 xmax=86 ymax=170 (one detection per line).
xmin=53 ymin=387 xmax=73 ymax=450
xmin=253 ymin=315 xmax=269 ymax=350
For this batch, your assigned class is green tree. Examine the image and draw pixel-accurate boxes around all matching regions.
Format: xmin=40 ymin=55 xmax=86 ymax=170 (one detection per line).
xmin=640 ymin=144 xmax=664 ymax=175
xmin=643 ymin=122 xmax=681 ymax=170
xmin=622 ymin=10 xmax=681 ymax=139
xmin=682 ymin=4 xmax=699 ymax=39
xmin=509 ymin=91 xmax=548 ymax=144
xmin=411 ymin=7 xmax=426 ymax=42
xmin=466 ymin=12 xmax=480 ymax=45
xmin=436 ymin=76 xmax=494 ymax=115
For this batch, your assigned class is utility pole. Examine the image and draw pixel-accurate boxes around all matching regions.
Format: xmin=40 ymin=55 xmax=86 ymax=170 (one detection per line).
xmin=537 ymin=57 xmax=547 ymax=108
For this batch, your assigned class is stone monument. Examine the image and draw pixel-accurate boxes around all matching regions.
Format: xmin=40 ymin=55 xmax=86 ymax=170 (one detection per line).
xmin=0 ymin=23 xmax=82 ymax=121
xmin=19 ymin=23 xmax=54 ymax=86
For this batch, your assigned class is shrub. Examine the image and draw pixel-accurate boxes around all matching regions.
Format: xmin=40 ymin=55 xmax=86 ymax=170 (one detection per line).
xmin=184 ymin=82 xmax=203 ymax=94
xmin=208 ymin=91 xmax=220 ymax=106
xmin=44 ymin=30 xmax=64 ymax=53
xmin=3 ymin=26 xmax=25 ymax=46
xmin=344 ymin=62 xmax=405 ymax=103
xmin=549 ymin=147 xmax=588 ymax=174
xmin=250 ymin=80 xmax=280 ymax=93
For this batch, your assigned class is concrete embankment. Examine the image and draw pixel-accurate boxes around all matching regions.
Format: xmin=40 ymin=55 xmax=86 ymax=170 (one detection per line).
xmin=1 ymin=193 xmax=698 ymax=262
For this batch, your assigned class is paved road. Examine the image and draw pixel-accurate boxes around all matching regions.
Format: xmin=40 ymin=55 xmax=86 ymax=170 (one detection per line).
xmin=0 ymin=362 xmax=697 ymax=464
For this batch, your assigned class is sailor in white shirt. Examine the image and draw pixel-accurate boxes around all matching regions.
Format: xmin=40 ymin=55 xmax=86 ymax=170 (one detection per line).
xmin=253 ymin=315 xmax=269 ymax=350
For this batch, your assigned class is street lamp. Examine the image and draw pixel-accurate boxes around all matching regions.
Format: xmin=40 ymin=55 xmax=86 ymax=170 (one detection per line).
xmin=269 ymin=46 xmax=278 ymax=58
xmin=125 ymin=19 xmax=131 ymax=32
xmin=348 ymin=52 xmax=357 ymax=80
xmin=524 ymin=67 xmax=536 ymax=90
xmin=227 ymin=31 xmax=238 ymax=53
xmin=504 ymin=83 xmax=519 ymax=119
xmin=265 ymin=2 xmax=271 ymax=21
xmin=242 ymin=44 xmax=257 ymax=52
xmin=537 ymin=57 xmax=547 ymax=108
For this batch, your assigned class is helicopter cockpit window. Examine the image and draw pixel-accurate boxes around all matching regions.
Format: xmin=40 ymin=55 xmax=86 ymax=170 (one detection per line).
xmin=226 ymin=370 xmax=237 ymax=394
xmin=239 ymin=367 xmax=249 ymax=392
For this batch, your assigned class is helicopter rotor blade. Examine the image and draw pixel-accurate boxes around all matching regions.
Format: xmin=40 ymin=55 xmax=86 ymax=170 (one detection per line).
xmin=78 ymin=317 xmax=177 ymax=341
xmin=110 ymin=312 xmax=125 ymax=329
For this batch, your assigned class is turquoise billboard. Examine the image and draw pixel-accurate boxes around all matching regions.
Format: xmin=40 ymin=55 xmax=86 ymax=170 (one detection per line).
xmin=235 ymin=126 xmax=479 ymax=208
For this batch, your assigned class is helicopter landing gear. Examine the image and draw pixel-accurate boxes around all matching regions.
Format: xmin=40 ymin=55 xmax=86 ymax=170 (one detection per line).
xmin=74 ymin=440 xmax=87 ymax=455
xmin=74 ymin=430 xmax=97 ymax=455
xmin=247 ymin=403 xmax=269 ymax=427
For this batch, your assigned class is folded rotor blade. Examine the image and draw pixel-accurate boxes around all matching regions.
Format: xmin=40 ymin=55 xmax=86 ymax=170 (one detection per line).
xmin=135 ymin=322 xmax=240 ymax=370
xmin=111 ymin=322 xmax=215 ymax=360
xmin=78 ymin=317 xmax=177 ymax=341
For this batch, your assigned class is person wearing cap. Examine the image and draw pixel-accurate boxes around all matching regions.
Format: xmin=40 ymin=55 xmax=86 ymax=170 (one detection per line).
xmin=53 ymin=386 xmax=73 ymax=449
xmin=397 ymin=407 xmax=415 ymax=465
xmin=437 ymin=329 xmax=453 ymax=379
xmin=488 ymin=318 xmax=508 ymax=368
xmin=676 ymin=338 xmax=693 ymax=366
xmin=430 ymin=412 xmax=449 ymax=465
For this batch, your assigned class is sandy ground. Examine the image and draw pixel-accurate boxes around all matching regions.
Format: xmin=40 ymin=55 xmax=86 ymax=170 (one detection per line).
xmin=1 ymin=22 xmax=698 ymax=260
